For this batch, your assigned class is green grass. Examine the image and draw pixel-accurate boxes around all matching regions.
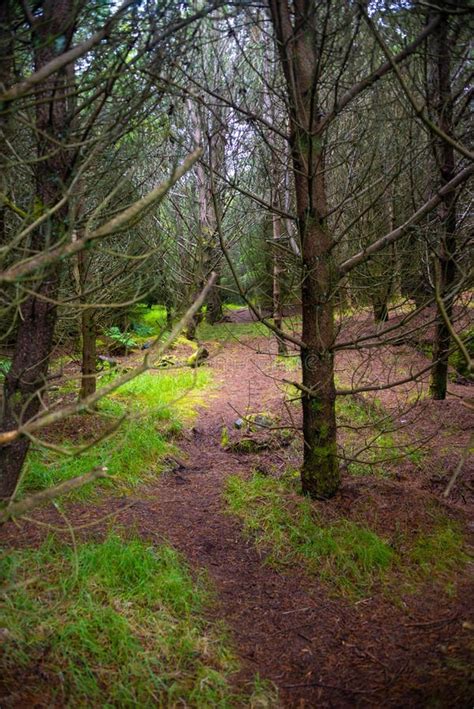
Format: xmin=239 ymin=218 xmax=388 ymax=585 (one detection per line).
xmin=22 ymin=369 xmax=213 ymax=500
xmin=0 ymin=357 xmax=11 ymax=379
xmin=223 ymin=303 xmax=245 ymax=312
xmin=23 ymin=415 xmax=169 ymax=499
xmin=134 ymin=304 xmax=168 ymax=331
xmin=225 ymin=473 xmax=468 ymax=599
xmin=0 ymin=534 xmax=259 ymax=706
xmin=336 ymin=396 xmax=414 ymax=477
xmin=275 ymin=353 xmax=300 ymax=371
xmin=197 ymin=320 xmax=272 ymax=342
xmin=225 ymin=473 xmax=395 ymax=598
xmin=408 ymin=521 xmax=469 ymax=584
xmin=112 ymin=368 xmax=212 ymax=420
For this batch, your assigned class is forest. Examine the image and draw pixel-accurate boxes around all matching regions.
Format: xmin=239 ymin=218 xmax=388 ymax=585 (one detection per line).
xmin=0 ymin=0 xmax=473 ymax=706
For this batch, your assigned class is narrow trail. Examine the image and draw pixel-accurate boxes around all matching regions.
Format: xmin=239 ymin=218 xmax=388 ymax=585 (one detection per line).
xmin=2 ymin=335 xmax=471 ymax=706
xmin=122 ymin=339 xmax=472 ymax=708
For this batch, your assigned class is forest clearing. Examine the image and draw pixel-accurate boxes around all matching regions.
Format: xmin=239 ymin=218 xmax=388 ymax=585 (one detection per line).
xmin=0 ymin=0 xmax=473 ymax=707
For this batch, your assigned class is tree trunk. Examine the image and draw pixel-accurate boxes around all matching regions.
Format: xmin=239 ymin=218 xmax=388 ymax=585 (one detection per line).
xmin=298 ymin=184 xmax=339 ymax=499
xmin=429 ymin=12 xmax=457 ymax=400
xmin=165 ymin=303 xmax=173 ymax=330
xmin=0 ymin=0 xmax=76 ymax=500
xmin=185 ymin=308 xmax=203 ymax=340
xmin=373 ymin=298 xmax=389 ymax=323
xmin=187 ymin=99 xmax=224 ymax=326
xmin=79 ymin=308 xmax=97 ymax=402
xmin=206 ymin=275 xmax=223 ymax=324
xmin=0 ymin=0 xmax=12 ymax=249
xmin=269 ymin=0 xmax=340 ymax=498
xmin=272 ymin=209 xmax=287 ymax=355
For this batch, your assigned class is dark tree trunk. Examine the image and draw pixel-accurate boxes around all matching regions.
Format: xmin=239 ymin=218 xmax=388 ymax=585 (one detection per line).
xmin=205 ymin=274 xmax=223 ymax=324
xmin=0 ymin=0 xmax=12 ymax=249
xmin=298 ymin=188 xmax=339 ymax=499
xmin=269 ymin=0 xmax=340 ymax=499
xmin=272 ymin=209 xmax=287 ymax=356
xmin=0 ymin=0 xmax=76 ymax=500
xmin=373 ymin=299 xmax=389 ymax=323
xmin=165 ymin=304 xmax=173 ymax=330
xmin=79 ymin=308 xmax=97 ymax=402
xmin=185 ymin=302 xmax=203 ymax=340
xmin=429 ymin=12 xmax=457 ymax=400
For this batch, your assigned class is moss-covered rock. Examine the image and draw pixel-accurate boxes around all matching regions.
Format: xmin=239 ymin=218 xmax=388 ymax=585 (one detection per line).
xmin=187 ymin=346 xmax=209 ymax=368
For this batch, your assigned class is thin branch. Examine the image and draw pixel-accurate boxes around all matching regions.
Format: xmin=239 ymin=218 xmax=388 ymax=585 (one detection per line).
xmin=0 ymin=467 xmax=109 ymax=524
xmin=0 ymin=1 xmax=136 ymax=103
xmin=339 ymin=164 xmax=474 ymax=277
xmin=0 ymin=148 xmax=203 ymax=283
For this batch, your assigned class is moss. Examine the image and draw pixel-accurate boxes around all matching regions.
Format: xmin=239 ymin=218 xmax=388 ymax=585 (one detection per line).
xmin=220 ymin=426 xmax=229 ymax=448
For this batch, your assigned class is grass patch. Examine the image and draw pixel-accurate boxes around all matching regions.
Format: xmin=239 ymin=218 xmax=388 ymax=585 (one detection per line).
xmin=225 ymin=473 xmax=394 ymax=598
xmin=223 ymin=303 xmax=245 ymax=312
xmin=0 ymin=534 xmax=258 ymax=706
xmin=112 ymin=368 xmax=212 ymax=421
xmin=133 ymin=304 xmax=168 ymax=331
xmin=225 ymin=473 xmax=469 ymax=599
xmin=22 ymin=368 xmax=213 ymax=500
xmin=23 ymin=415 xmax=168 ymax=499
xmin=336 ymin=396 xmax=415 ymax=477
xmin=197 ymin=320 xmax=272 ymax=342
xmin=406 ymin=520 xmax=468 ymax=593
xmin=275 ymin=354 xmax=300 ymax=371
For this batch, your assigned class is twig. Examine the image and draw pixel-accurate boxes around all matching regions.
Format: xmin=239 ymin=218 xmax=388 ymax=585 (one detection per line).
xmin=443 ymin=433 xmax=473 ymax=498
xmin=403 ymin=613 xmax=458 ymax=628
xmin=0 ymin=467 xmax=109 ymax=524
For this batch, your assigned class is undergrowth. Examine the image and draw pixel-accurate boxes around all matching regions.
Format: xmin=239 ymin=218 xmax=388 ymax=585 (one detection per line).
xmin=22 ymin=369 xmax=212 ymax=500
xmin=112 ymin=368 xmax=212 ymax=421
xmin=0 ymin=534 xmax=273 ymax=706
xmin=197 ymin=320 xmax=271 ymax=342
xmin=283 ymin=383 xmax=422 ymax=477
xmin=225 ymin=473 xmax=468 ymax=599
xmin=134 ymin=303 xmax=167 ymax=331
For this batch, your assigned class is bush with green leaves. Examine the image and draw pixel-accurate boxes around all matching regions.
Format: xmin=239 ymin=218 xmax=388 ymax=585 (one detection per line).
xmin=105 ymin=326 xmax=138 ymax=353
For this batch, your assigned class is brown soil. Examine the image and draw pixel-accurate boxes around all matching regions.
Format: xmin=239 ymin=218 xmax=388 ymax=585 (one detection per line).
xmin=1 ymin=319 xmax=473 ymax=707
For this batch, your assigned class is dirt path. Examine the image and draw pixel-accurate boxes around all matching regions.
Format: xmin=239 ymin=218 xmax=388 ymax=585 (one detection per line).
xmin=121 ymin=338 xmax=472 ymax=707
xmin=2 ymin=335 xmax=473 ymax=707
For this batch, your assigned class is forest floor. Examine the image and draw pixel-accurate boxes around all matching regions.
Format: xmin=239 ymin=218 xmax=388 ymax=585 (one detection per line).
xmin=1 ymin=307 xmax=473 ymax=707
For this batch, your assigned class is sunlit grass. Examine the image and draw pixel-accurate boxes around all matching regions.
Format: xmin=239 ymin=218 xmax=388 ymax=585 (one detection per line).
xmin=225 ymin=473 xmax=395 ymax=598
xmin=112 ymin=368 xmax=212 ymax=421
xmin=22 ymin=369 xmax=213 ymax=500
xmin=197 ymin=319 xmax=272 ymax=342
xmin=225 ymin=473 xmax=468 ymax=599
xmin=0 ymin=535 xmax=251 ymax=706
xmin=134 ymin=303 xmax=168 ymax=331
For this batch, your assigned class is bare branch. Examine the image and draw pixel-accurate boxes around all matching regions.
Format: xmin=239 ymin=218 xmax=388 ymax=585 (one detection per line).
xmin=0 ymin=1 xmax=136 ymax=103
xmin=339 ymin=163 xmax=474 ymax=277
xmin=0 ymin=467 xmax=109 ymax=523
xmin=0 ymin=148 xmax=203 ymax=284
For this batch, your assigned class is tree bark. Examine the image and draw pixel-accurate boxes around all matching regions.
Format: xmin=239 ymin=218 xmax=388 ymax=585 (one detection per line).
xmin=272 ymin=208 xmax=287 ymax=355
xmin=373 ymin=300 xmax=389 ymax=323
xmin=187 ymin=99 xmax=224 ymax=325
xmin=0 ymin=0 xmax=76 ymax=500
xmin=0 ymin=0 xmax=12 ymax=248
xmin=269 ymin=0 xmax=340 ymax=499
xmin=429 ymin=11 xmax=457 ymax=400
xmin=79 ymin=307 xmax=97 ymax=401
